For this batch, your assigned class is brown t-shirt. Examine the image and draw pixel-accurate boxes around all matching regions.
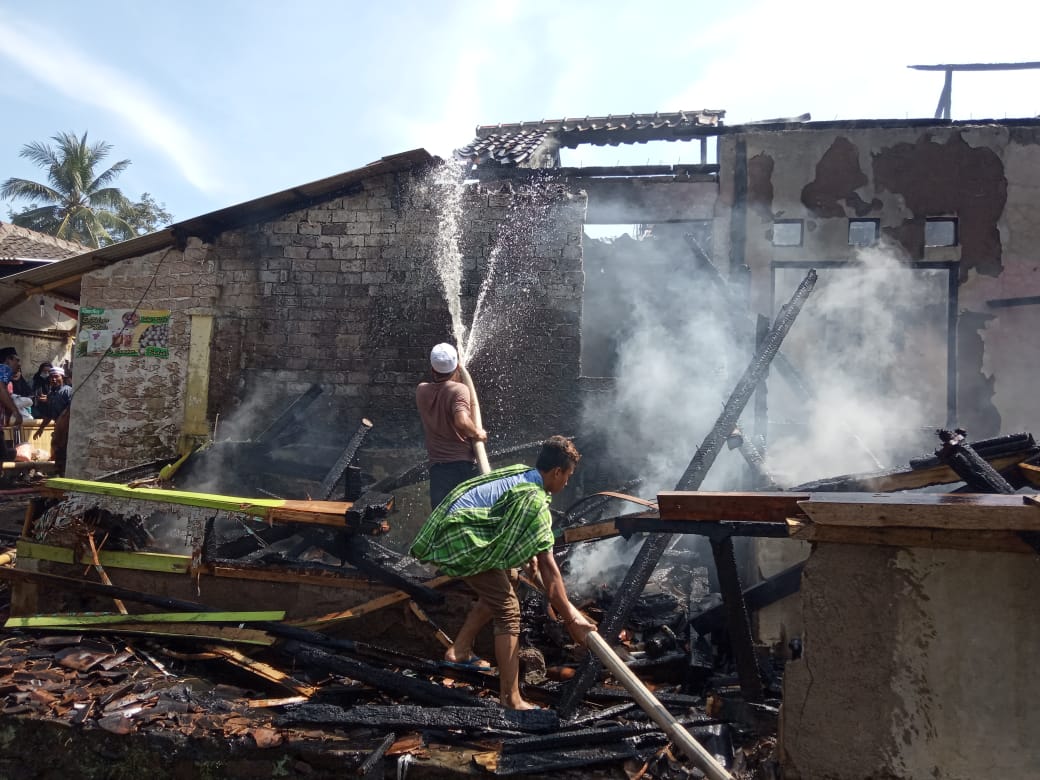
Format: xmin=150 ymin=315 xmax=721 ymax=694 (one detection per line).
xmin=416 ymin=380 xmax=475 ymax=463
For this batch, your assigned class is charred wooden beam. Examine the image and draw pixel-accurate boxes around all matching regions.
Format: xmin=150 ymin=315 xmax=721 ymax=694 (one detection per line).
xmin=677 ymin=271 xmax=817 ymax=491
xmin=280 ymin=642 xmax=483 ymax=708
xmin=728 ymin=426 xmax=779 ymax=490
xmin=275 ymin=703 xmax=558 ymax=734
xmin=484 ymin=744 xmax=646 ymax=776
xmin=254 ymin=384 xmax=323 ymax=447
xmin=935 ymin=428 xmax=1016 ymax=493
xmin=710 ymin=537 xmax=763 ymax=701
xmin=356 ymin=732 xmax=395 ymax=779
xmin=558 ymin=270 xmax=817 ymax=718
xmin=908 ymin=432 xmax=1035 ymax=470
xmin=792 ymin=449 xmax=1037 ymax=493
xmin=562 ymin=478 xmax=645 ymax=524
xmin=614 ymin=517 xmax=790 ymax=540
xmin=691 ymin=562 xmax=806 ymax=635
xmin=319 ymin=418 xmax=374 ymax=500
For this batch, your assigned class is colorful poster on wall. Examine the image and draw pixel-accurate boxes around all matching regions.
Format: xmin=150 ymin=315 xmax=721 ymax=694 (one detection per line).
xmin=76 ymin=308 xmax=172 ymax=358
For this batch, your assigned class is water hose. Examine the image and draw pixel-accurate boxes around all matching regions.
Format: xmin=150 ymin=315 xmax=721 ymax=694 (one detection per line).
xmin=457 ymin=365 xmax=491 ymax=475
xmin=584 ymin=631 xmax=734 ymax=779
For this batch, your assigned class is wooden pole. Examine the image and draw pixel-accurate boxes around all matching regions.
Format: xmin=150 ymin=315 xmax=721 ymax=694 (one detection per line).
xmin=584 ymin=631 xmax=734 ymax=780
xmin=458 ymin=365 xmax=491 ymax=475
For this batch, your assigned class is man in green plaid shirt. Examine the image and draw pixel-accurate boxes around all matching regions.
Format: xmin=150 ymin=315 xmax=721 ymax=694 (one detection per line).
xmin=411 ymin=435 xmax=596 ymax=710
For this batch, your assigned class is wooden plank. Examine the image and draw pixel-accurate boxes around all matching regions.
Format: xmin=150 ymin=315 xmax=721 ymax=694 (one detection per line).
xmin=657 ymin=491 xmax=809 ymax=522
xmin=561 ymin=519 xmax=619 ymax=544
xmin=5 ymin=610 xmax=285 ymax=627
xmin=16 ymin=540 xmax=191 ymax=573
xmin=209 ymin=565 xmax=374 ymax=588
xmin=798 ymin=493 xmax=1040 ymax=531
xmin=44 ymin=478 xmax=351 ymax=526
xmin=12 ymin=622 xmax=273 ymax=645
xmin=202 ymin=644 xmax=318 ymax=697
xmin=787 ymin=518 xmax=1037 ymax=554
xmin=268 ymin=506 xmax=347 ymax=527
xmin=1018 ymin=463 xmax=1040 ymax=488
xmin=850 ymin=454 xmax=1030 ymax=492
xmin=291 ymin=574 xmax=456 ymax=628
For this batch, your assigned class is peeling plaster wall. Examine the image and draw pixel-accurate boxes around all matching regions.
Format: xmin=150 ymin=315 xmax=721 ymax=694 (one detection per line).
xmin=718 ymin=121 xmax=1040 ymax=653
xmin=67 ymin=171 xmax=587 ymax=478
xmin=722 ymin=121 xmax=1040 ymax=440
xmin=782 ymin=543 xmax=1040 ymax=780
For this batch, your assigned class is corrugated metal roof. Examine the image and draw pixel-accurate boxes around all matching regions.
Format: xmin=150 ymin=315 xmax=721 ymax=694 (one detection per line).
xmin=456 ymin=110 xmax=726 ymax=166
xmin=0 ymin=149 xmax=436 ymax=327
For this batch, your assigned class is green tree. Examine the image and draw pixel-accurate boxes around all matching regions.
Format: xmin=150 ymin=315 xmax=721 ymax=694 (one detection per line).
xmin=1 ymin=131 xmax=135 ymax=248
xmin=114 ymin=192 xmax=174 ymax=242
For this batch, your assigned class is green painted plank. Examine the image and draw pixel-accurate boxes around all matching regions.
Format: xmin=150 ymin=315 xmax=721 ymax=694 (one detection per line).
xmin=45 ymin=477 xmax=286 ymax=516
xmin=16 ymin=540 xmax=191 ymax=574
xmin=3 ymin=624 xmax=273 ymax=646
xmin=5 ymin=610 xmax=285 ymax=628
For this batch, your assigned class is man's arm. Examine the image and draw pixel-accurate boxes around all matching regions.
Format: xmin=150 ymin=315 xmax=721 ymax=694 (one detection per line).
xmin=535 ymin=549 xmax=596 ymax=644
xmin=452 ymin=409 xmax=487 ymax=442
xmin=0 ymin=384 xmax=22 ymax=428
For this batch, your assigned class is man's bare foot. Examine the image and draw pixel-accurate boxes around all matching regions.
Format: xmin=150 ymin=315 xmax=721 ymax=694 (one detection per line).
xmin=502 ymin=696 xmax=540 ymax=711
xmin=444 ymin=648 xmax=491 ymax=669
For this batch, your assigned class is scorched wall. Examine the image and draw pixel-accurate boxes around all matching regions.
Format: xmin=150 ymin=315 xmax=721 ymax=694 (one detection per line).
xmin=67 ymin=165 xmax=587 ymax=479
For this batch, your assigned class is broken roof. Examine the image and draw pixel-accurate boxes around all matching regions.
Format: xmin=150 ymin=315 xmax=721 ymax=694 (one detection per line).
xmin=0 ymin=222 xmax=86 ymax=262
xmin=455 ymin=110 xmax=726 ymax=166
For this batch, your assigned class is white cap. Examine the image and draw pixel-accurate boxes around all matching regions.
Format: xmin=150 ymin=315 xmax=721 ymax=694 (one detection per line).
xmin=430 ymin=343 xmax=459 ymax=374
xmin=48 ymin=367 xmax=65 ymax=377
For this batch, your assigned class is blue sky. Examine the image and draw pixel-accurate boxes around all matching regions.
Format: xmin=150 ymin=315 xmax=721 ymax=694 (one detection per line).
xmin=3 ymin=0 xmax=1040 ymax=225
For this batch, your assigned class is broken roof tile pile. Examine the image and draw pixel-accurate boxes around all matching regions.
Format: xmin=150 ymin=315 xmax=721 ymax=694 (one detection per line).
xmin=0 ymin=222 xmax=86 ymax=262
xmin=455 ymin=110 xmax=726 ymax=166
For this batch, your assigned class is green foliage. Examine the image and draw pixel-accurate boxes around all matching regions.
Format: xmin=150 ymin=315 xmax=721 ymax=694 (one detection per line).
xmin=1 ymin=131 xmax=172 ymax=249
xmin=114 ymin=192 xmax=174 ymax=242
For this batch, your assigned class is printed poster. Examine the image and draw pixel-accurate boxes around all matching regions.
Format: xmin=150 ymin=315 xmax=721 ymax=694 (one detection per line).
xmin=76 ymin=307 xmax=171 ymax=358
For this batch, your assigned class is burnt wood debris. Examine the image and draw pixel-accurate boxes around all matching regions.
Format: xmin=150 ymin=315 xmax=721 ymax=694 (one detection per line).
xmin=5 ymin=287 xmax=1040 ymax=776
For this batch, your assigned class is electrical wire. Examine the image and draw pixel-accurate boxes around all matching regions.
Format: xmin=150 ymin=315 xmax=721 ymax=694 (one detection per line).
xmin=71 ymin=247 xmax=174 ymax=392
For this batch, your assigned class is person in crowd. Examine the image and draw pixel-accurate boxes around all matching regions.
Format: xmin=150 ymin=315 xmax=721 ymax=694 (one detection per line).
xmin=416 ymin=343 xmax=487 ymax=508
xmin=410 ymin=436 xmax=596 ymax=710
xmin=31 ymin=368 xmax=72 ymax=463
xmin=0 ymin=348 xmax=24 ymax=459
xmin=10 ymin=366 xmax=31 ymax=399
xmin=31 ymin=362 xmax=52 ymax=416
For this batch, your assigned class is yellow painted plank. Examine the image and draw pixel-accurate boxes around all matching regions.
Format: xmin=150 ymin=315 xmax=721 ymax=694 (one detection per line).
xmin=16 ymin=540 xmax=191 ymax=573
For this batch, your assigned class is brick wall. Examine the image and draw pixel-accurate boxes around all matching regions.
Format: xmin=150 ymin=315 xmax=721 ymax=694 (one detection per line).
xmin=67 ymin=167 xmax=587 ymax=478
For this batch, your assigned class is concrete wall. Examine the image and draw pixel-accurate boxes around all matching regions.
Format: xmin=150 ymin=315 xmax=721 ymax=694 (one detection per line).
xmin=782 ymin=543 xmax=1040 ymax=779
xmin=720 ymin=122 xmax=1040 ymax=441
xmin=68 ymin=168 xmax=587 ymax=478
xmin=715 ymin=122 xmax=1040 ymax=649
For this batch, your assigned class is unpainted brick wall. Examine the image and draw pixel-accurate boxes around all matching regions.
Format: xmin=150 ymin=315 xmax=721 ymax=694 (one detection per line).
xmin=67 ymin=169 xmax=587 ymax=478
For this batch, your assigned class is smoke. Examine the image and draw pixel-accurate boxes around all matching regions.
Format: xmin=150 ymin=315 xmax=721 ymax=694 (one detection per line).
xmin=766 ymin=245 xmax=948 ymax=484
xmin=581 ymin=228 xmax=747 ymax=497
xmin=581 ymin=231 xmax=949 ymax=494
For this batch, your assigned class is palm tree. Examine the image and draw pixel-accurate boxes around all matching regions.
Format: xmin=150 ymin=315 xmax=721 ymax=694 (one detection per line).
xmin=1 ymin=131 xmax=134 ymax=248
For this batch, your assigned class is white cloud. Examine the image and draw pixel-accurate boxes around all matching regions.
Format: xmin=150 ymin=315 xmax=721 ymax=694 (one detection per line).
xmin=0 ymin=13 xmax=223 ymax=195
xmin=668 ymin=0 xmax=1040 ymax=124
